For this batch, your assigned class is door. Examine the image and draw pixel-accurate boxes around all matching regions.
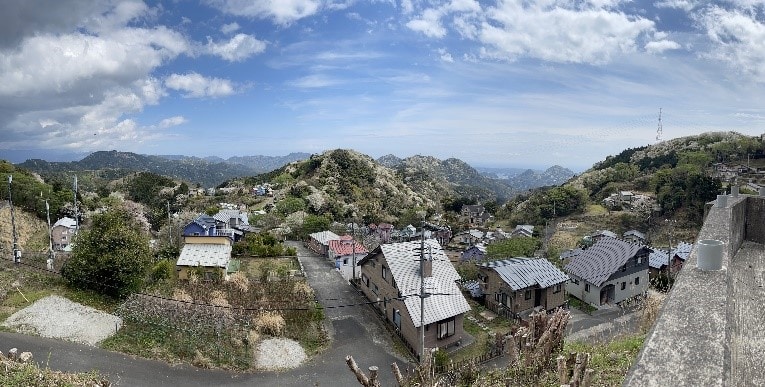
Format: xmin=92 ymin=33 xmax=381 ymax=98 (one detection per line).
xmin=534 ymin=289 xmax=543 ymax=308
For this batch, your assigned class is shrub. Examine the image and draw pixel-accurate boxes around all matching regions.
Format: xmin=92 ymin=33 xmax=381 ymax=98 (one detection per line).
xmin=254 ymin=312 xmax=285 ymax=336
xmin=150 ymin=260 xmax=174 ymax=282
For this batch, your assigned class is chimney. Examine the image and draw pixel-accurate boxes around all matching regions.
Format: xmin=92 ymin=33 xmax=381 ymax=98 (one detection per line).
xmin=422 ymin=255 xmax=433 ymax=278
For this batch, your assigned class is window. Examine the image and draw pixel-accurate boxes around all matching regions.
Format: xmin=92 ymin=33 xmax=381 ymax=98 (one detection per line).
xmin=494 ymin=293 xmax=501 ymax=302
xmin=621 ymin=282 xmax=626 ymax=290
xmin=572 ymin=278 xmax=579 ymax=285
xmin=437 ymin=317 xmax=456 ymax=339
xmin=61 ymin=236 xmax=67 ymax=241
xmin=382 ymin=266 xmax=388 ymax=281
xmin=635 ymin=277 xmax=640 ymax=285
xmin=393 ymin=309 xmax=401 ymax=329
xmin=501 ymin=293 xmax=508 ymax=306
xmin=343 ymin=258 xmax=348 ymax=265
xmin=585 ymin=284 xmax=590 ymax=292
xmin=524 ymin=290 xmax=531 ymax=300
xmin=362 ymin=273 xmax=369 ymax=287
xmin=637 ymin=256 xmax=643 ymax=264
xmin=621 ymin=265 xmax=627 ymax=272
xmin=554 ymin=284 xmax=562 ymax=293
xmin=372 ymin=283 xmax=378 ymax=296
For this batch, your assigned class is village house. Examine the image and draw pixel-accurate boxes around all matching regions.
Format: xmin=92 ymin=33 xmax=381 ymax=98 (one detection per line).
xmin=670 ymin=242 xmax=693 ymax=274
xmin=176 ymin=235 xmax=236 ymax=281
xmin=623 ymin=230 xmax=646 ymax=244
xmin=479 ymin=258 xmax=569 ymax=319
xmin=511 ymin=225 xmax=534 ymax=238
xmin=357 ymin=240 xmax=471 ymax=360
xmin=591 ymin=229 xmax=618 ymax=242
xmin=460 ymin=244 xmax=487 ymax=262
xmin=307 ymin=230 xmax=341 ymax=256
xmin=51 ymin=217 xmax=77 ymax=251
xmin=564 ymin=237 xmax=650 ymax=307
xmin=459 ymin=204 xmax=492 ymax=227
xmin=212 ymin=209 xmax=251 ymax=241
xmin=327 ymin=235 xmax=368 ymax=280
xmin=648 ymin=248 xmax=670 ymax=278
xmin=485 ymin=228 xmax=509 ymax=243
xmin=453 ymin=229 xmax=485 ymax=246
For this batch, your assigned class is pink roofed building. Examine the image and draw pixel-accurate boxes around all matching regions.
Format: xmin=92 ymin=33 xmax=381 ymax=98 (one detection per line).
xmin=328 ymin=235 xmax=369 ymax=281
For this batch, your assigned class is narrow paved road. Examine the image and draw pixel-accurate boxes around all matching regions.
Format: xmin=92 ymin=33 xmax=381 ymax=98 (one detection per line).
xmin=0 ymin=243 xmax=408 ymax=386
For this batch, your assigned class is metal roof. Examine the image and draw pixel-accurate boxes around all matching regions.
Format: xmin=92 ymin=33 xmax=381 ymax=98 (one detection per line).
xmin=177 ymin=243 xmax=231 ymax=268
xmin=564 ymin=237 xmax=648 ymax=286
xmin=649 ymin=248 xmax=669 ymax=269
xmin=52 ymin=217 xmax=77 ymax=228
xmin=213 ymin=209 xmax=249 ymax=225
xmin=672 ymin=242 xmax=693 ymax=261
xmin=191 ymin=214 xmax=217 ymax=229
xmin=374 ymin=239 xmax=471 ymax=328
xmin=309 ymin=230 xmax=341 ymax=245
xmin=481 ymin=258 xmax=569 ymax=290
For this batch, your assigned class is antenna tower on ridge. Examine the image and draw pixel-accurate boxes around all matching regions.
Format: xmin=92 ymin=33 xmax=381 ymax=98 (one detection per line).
xmin=655 ymin=108 xmax=663 ymax=141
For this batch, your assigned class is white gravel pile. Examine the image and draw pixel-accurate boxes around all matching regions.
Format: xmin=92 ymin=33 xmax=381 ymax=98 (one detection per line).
xmin=254 ymin=338 xmax=307 ymax=370
xmin=2 ymin=295 xmax=122 ymax=346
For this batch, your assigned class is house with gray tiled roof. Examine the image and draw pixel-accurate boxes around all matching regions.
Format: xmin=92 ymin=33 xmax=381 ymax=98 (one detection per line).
xmin=648 ymin=248 xmax=670 ymax=278
xmin=670 ymin=241 xmax=693 ymax=274
xmin=460 ymin=244 xmax=487 ymax=262
xmin=479 ymin=258 xmax=569 ymax=318
xmin=460 ymin=204 xmax=492 ymax=227
xmin=623 ymin=230 xmax=646 ymax=244
xmin=357 ymin=239 xmax=471 ymax=360
xmin=591 ymin=229 xmax=618 ymax=241
xmin=564 ymin=237 xmax=650 ymax=307
xmin=511 ymin=225 xmax=535 ymax=238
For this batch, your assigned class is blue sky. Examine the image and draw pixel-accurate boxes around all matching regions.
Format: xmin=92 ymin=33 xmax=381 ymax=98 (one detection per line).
xmin=2 ymin=1 xmax=765 ymax=171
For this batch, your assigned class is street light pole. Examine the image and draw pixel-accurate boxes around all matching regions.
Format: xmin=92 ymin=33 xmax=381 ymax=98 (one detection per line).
xmin=419 ymin=217 xmax=426 ymax=363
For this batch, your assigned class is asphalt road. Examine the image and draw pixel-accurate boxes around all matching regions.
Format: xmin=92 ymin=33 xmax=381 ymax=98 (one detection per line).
xmin=0 ymin=243 xmax=408 ymax=387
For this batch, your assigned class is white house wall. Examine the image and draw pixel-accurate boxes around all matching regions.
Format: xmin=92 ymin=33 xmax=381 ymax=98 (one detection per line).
xmin=566 ymin=271 xmax=648 ymax=307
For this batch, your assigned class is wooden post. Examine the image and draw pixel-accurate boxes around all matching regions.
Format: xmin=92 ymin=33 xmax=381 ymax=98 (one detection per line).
xmin=391 ymin=362 xmax=405 ymax=387
xmin=557 ymin=355 xmax=568 ymax=384
xmin=368 ymin=366 xmax=380 ymax=387
xmin=582 ymin=368 xmax=594 ymax=387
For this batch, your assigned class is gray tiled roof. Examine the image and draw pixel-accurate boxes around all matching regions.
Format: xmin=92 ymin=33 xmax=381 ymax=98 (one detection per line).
xmin=672 ymin=242 xmax=693 ymax=261
xmin=564 ymin=237 xmax=647 ymax=286
xmin=377 ymin=240 xmax=471 ymax=328
xmin=623 ymin=230 xmax=646 ymax=240
xmin=192 ymin=214 xmax=217 ymax=229
xmin=177 ymin=243 xmax=231 ymax=268
xmin=213 ymin=209 xmax=249 ymax=225
xmin=649 ymin=248 xmax=669 ymax=269
xmin=481 ymin=258 xmax=569 ymax=290
xmin=592 ymin=230 xmax=618 ymax=239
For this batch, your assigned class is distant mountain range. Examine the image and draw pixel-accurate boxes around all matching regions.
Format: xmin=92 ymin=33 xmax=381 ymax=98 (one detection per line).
xmin=12 ymin=149 xmax=574 ymax=194
xmin=16 ymin=151 xmax=311 ymax=188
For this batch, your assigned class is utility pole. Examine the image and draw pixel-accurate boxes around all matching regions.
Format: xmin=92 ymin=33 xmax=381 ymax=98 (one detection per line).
xmin=73 ymin=175 xmax=79 ymax=232
xmin=419 ymin=218 xmax=426 ymax=363
xmin=167 ymin=201 xmax=173 ymax=246
xmin=351 ymin=221 xmax=356 ymax=280
xmin=8 ymin=175 xmax=20 ymax=264
xmin=46 ymin=199 xmax=54 ymax=268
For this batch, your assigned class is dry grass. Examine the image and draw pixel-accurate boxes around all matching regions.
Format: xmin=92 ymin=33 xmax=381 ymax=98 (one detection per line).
xmin=210 ymin=290 xmax=230 ymax=307
xmin=253 ymin=311 xmax=286 ymax=336
xmin=172 ymin=288 xmax=193 ymax=303
xmin=191 ymin=350 xmax=213 ymax=369
xmin=293 ymin=281 xmax=314 ymax=299
xmin=229 ymin=272 xmax=249 ymax=293
xmin=639 ymin=292 xmax=666 ymax=333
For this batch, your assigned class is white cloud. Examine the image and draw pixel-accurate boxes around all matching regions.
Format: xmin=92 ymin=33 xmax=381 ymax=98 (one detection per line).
xmin=437 ymin=48 xmax=454 ymax=62
xmin=645 ymin=39 xmax=682 ymax=54
xmin=654 ymin=0 xmax=699 ymax=11
xmin=289 ymin=74 xmax=340 ymax=88
xmin=697 ymin=6 xmax=765 ymax=81
xmin=220 ymin=22 xmax=240 ymax=34
xmin=406 ymin=8 xmax=448 ymax=38
xmin=165 ymin=73 xmax=236 ymax=98
xmin=0 ymin=1 xmax=190 ymax=151
xmin=205 ymin=33 xmax=267 ymax=62
xmin=158 ymin=116 xmax=188 ymax=129
xmin=477 ymin=1 xmax=655 ymax=64
xmin=207 ymin=0 xmax=321 ymax=25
